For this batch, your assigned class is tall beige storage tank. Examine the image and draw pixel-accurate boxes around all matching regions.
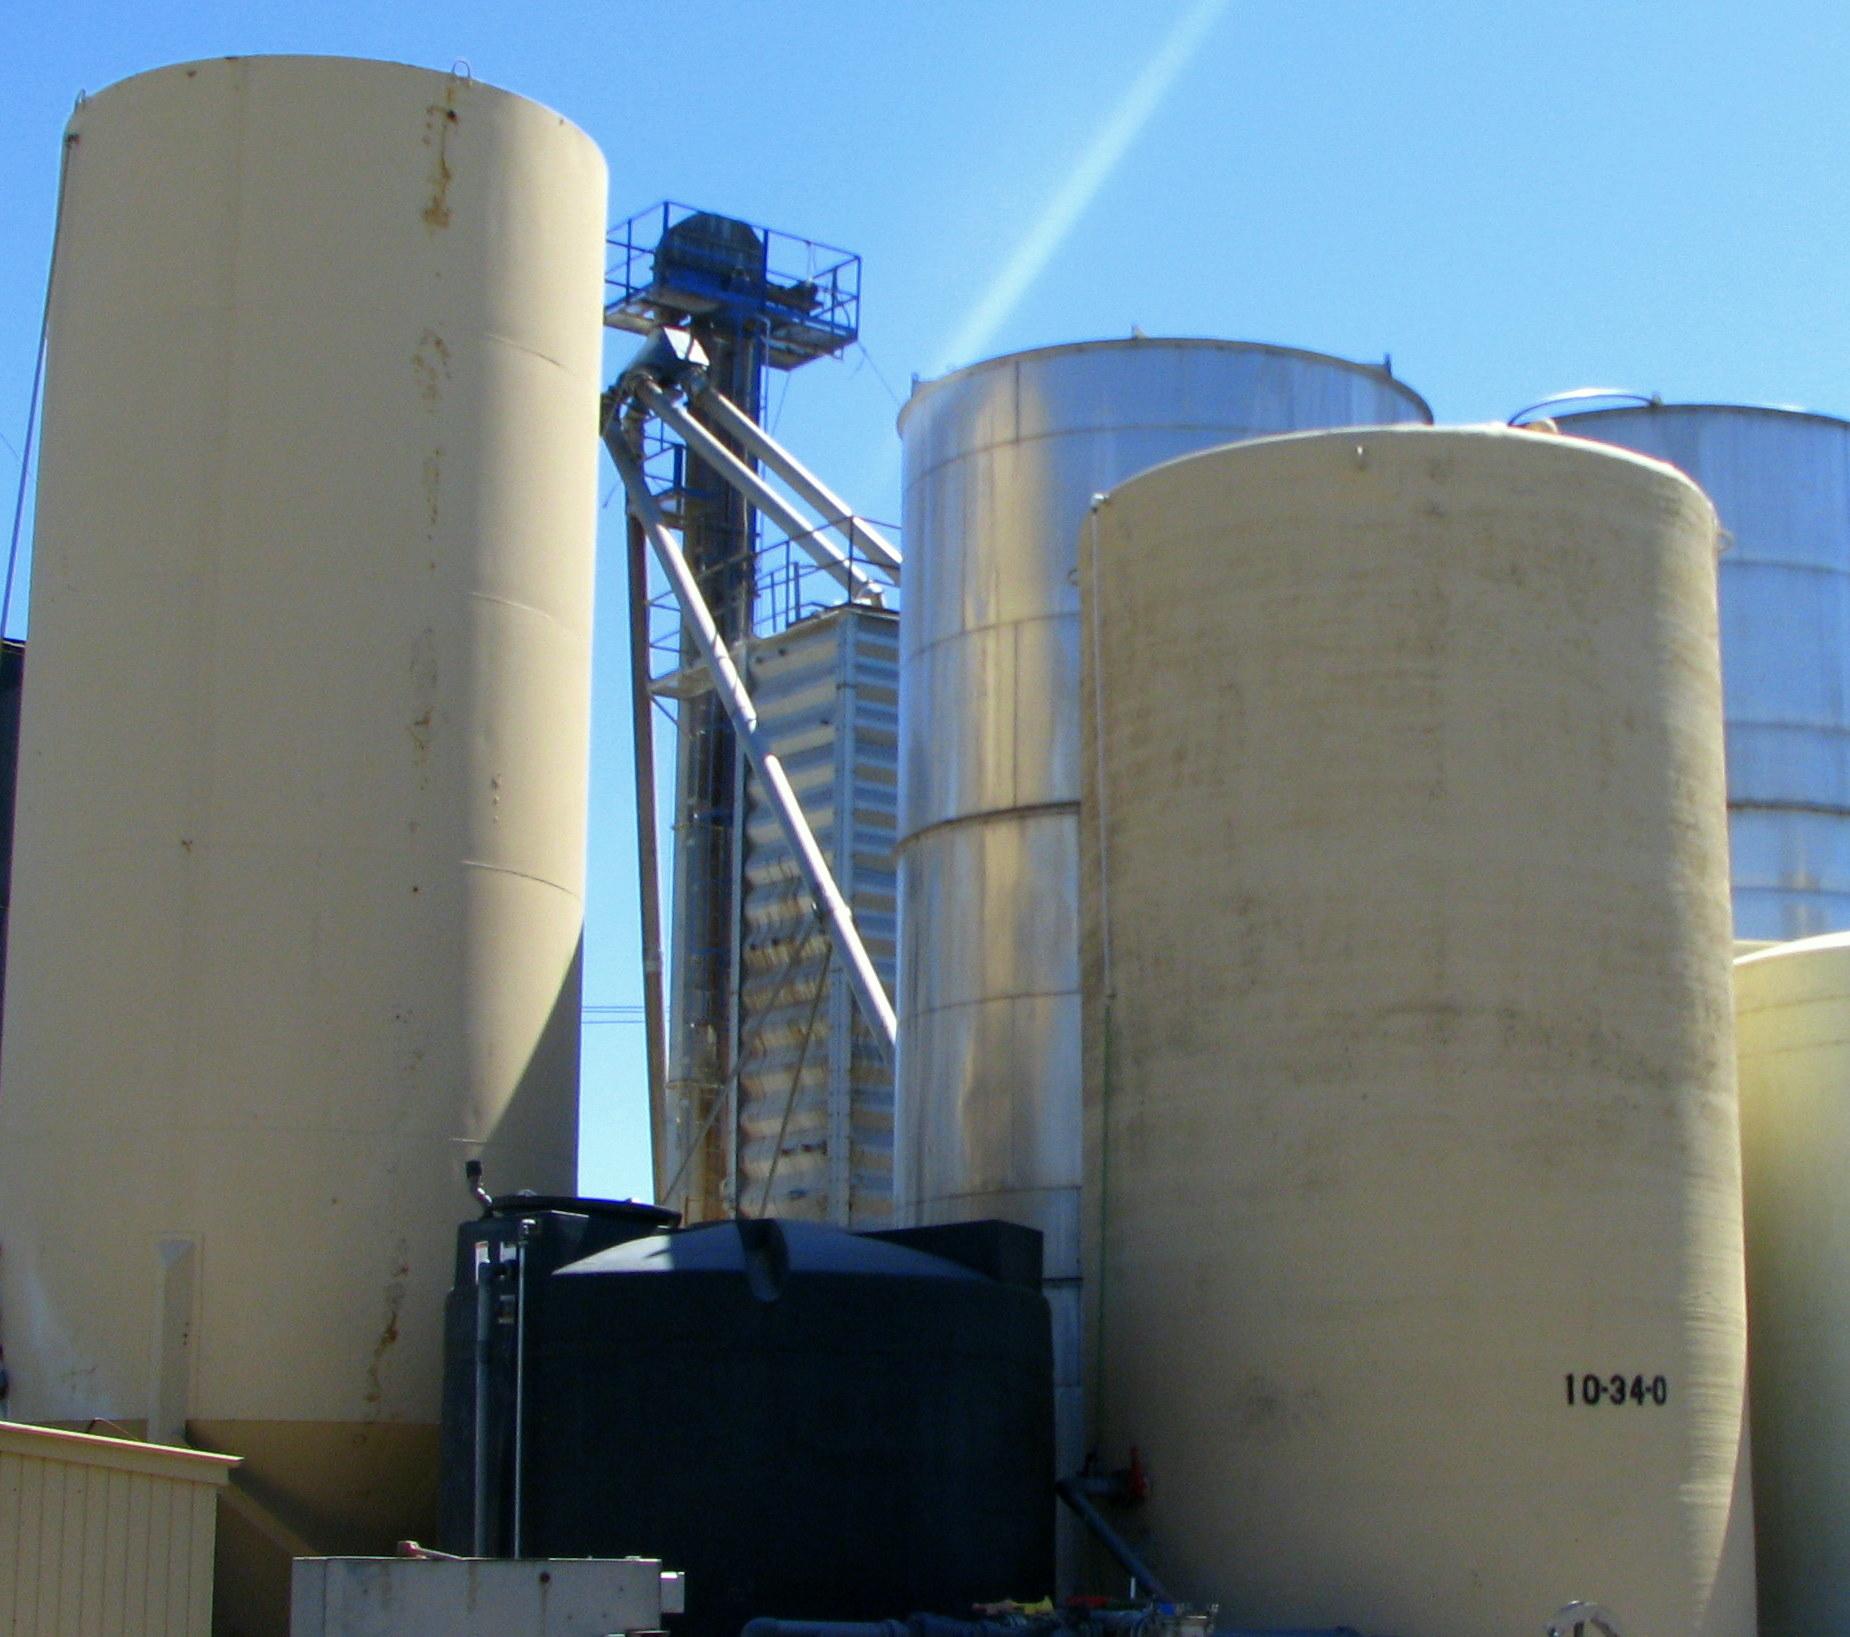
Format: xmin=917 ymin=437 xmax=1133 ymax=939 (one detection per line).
xmin=896 ymin=340 xmax=1430 ymax=1512
xmin=1081 ymin=427 xmax=1754 ymax=1636
xmin=1733 ymin=932 xmax=1850 ymax=1635
xmin=0 ymin=55 xmax=606 ymax=1628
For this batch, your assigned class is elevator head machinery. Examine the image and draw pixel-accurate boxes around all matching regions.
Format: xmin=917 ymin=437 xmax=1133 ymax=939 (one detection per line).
xmin=893 ymin=337 xmax=1430 ymax=1493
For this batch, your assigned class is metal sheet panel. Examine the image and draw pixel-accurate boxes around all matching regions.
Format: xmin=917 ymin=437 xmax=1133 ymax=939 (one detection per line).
xmin=734 ymin=606 xmax=898 ymax=1224
xmin=1559 ymin=404 xmax=1850 ymax=939
xmin=289 ymin=1556 xmax=672 ymax=1637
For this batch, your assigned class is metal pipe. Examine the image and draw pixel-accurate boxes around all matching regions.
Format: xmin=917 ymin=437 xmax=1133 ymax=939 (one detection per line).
xmin=470 ymin=1250 xmax=492 ymax=1556
xmin=625 ymin=506 xmax=673 ymax=1201
xmin=692 ymin=385 xmax=903 ymax=577
xmin=1055 ymin=1477 xmax=1174 ymax=1603
xmin=662 ymin=320 xmax=757 ymax=1224
xmin=637 ymin=381 xmax=887 ymax=606
xmin=609 ymin=440 xmax=899 ymax=1064
xmin=511 ymin=1219 xmax=531 ymax=1557
xmin=742 ymin=1621 xmax=910 ymax=1637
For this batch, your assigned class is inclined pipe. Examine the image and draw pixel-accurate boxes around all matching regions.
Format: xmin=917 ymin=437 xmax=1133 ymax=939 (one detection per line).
xmin=634 ymin=380 xmax=887 ymax=607
xmin=1054 ymin=1478 xmax=1175 ymax=1603
xmin=607 ymin=438 xmax=899 ymax=1063
xmin=692 ymin=384 xmax=903 ymax=577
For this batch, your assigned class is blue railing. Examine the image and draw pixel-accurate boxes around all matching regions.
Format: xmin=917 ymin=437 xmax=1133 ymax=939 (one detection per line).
xmin=607 ymin=201 xmax=861 ymax=370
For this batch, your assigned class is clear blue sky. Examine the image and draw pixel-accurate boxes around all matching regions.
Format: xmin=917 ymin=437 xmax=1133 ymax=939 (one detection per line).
xmin=6 ymin=1 xmax=1849 ymax=1200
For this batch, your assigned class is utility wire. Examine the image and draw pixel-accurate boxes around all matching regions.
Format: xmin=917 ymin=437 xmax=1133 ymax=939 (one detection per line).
xmin=4 ymin=128 xmax=79 ymax=642
xmin=852 ymin=341 xmax=906 ymax=412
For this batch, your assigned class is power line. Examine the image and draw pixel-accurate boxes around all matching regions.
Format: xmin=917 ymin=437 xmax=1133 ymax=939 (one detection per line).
xmin=4 ymin=129 xmax=77 ymax=641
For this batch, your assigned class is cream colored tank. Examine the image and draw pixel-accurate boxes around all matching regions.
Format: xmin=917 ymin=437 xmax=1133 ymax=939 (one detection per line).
xmin=1733 ymin=932 xmax=1850 ymax=1635
xmin=0 ymin=53 xmax=605 ymax=1614
xmin=1080 ymin=427 xmax=1755 ymax=1636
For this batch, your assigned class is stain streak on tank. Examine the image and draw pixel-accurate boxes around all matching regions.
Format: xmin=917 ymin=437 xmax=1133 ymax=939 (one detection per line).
xmin=422 ymin=447 xmax=442 ymax=529
xmin=412 ymin=329 xmax=451 ymax=408
xmin=420 ymin=96 xmax=458 ymax=229
xmin=363 ymin=1251 xmax=412 ymax=1411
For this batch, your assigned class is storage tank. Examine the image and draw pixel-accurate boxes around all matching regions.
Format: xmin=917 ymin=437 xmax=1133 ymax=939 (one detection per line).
xmin=484 ymin=1218 xmax=1053 ymax=1637
xmin=1733 ymin=932 xmax=1850 ymax=1635
xmin=1556 ymin=403 xmax=1850 ymax=940
xmin=0 ymin=55 xmax=606 ymax=1630
xmin=895 ymin=339 xmax=1430 ymax=1498
xmin=1080 ymin=427 xmax=1754 ymax=1635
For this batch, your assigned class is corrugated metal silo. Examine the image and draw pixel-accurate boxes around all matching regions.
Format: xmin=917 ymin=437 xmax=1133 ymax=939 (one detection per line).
xmin=0 ymin=55 xmax=606 ymax=1628
xmin=1081 ymin=427 xmax=1754 ymax=1635
xmin=894 ymin=339 xmax=1431 ymax=1500
xmin=1557 ymin=403 xmax=1850 ymax=940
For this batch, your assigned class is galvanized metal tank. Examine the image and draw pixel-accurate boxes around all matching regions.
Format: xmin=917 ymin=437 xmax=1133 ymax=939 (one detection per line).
xmin=1733 ymin=932 xmax=1850 ymax=1635
xmin=0 ymin=55 xmax=606 ymax=1629
xmin=1557 ymin=404 xmax=1850 ymax=940
xmin=894 ymin=339 xmax=1430 ymax=1495
xmin=1081 ymin=427 xmax=1754 ymax=1635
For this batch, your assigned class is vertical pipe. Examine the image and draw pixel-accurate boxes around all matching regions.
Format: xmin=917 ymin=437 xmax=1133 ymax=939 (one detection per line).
xmin=625 ymin=509 xmax=672 ymax=1202
xmin=724 ymin=722 xmax=749 ymax=1215
xmin=825 ymin=630 xmax=857 ymax=1225
xmin=470 ymin=1252 xmax=492 ymax=1557
xmin=669 ymin=316 xmax=761 ymax=1222
xmin=511 ymin=1222 xmax=530 ymax=1558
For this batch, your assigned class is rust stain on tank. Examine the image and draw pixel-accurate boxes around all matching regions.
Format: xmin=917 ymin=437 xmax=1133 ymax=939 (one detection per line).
xmin=421 ymin=97 xmax=459 ymax=229
xmin=362 ymin=1251 xmax=412 ymax=1411
xmin=422 ymin=446 xmax=443 ymax=529
xmin=412 ymin=328 xmax=451 ymax=407
xmin=408 ymin=626 xmax=438 ymax=764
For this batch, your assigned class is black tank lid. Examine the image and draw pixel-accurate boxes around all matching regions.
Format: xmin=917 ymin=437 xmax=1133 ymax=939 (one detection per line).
xmin=558 ymin=1218 xmax=984 ymax=1281
xmin=483 ymin=1192 xmax=680 ymax=1228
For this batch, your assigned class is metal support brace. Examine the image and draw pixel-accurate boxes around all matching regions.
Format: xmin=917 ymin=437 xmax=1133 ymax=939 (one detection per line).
xmin=609 ymin=439 xmax=900 ymax=1066
xmin=691 ymin=384 xmax=903 ymax=577
xmin=634 ymin=380 xmax=889 ymax=607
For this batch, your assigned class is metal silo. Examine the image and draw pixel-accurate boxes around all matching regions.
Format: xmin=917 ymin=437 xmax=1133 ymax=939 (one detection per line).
xmin=1081 ymin=428 xmax=1754 ymax=1635
xmin=0 ymin=56 xmax=606 ymax=1628
xmin=1555 ymin=403 xmax=1850 ymax=940
xmin=895 ymin=339 xmax=1429 ymax=1499
xmin=1733 ymin=932 xmax=1850 ymax=1635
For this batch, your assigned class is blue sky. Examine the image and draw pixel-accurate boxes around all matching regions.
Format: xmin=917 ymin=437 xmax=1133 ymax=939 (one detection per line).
xmin=5 ymin=1 xmax=1849 ymax=1199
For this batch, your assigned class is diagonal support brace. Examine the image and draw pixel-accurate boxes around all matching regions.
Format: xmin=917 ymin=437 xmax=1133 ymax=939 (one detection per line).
xmin=607 ymin=436 xmax=899 ymax=1066
xmin=633 ymin=380 xmax=888 ymax=607
xmin=689 ymin=384 xmax=903 ymax=578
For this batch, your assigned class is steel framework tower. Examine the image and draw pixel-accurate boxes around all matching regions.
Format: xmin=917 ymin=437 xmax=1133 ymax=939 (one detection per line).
xmin=604 ymin=204 xmax=879 ymax=1220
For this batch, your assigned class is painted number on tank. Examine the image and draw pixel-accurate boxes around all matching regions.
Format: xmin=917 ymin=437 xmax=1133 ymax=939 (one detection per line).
xmin=1565 ymin=1373 xmax=1668 ymax=1406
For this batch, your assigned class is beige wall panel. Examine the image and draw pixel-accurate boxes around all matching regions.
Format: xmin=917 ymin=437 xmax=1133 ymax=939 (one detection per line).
xmin=1081 ymin=427 xmax=1753 ymax=1635
xmin=0 ymin=1425 xmax=235 ymax=1636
